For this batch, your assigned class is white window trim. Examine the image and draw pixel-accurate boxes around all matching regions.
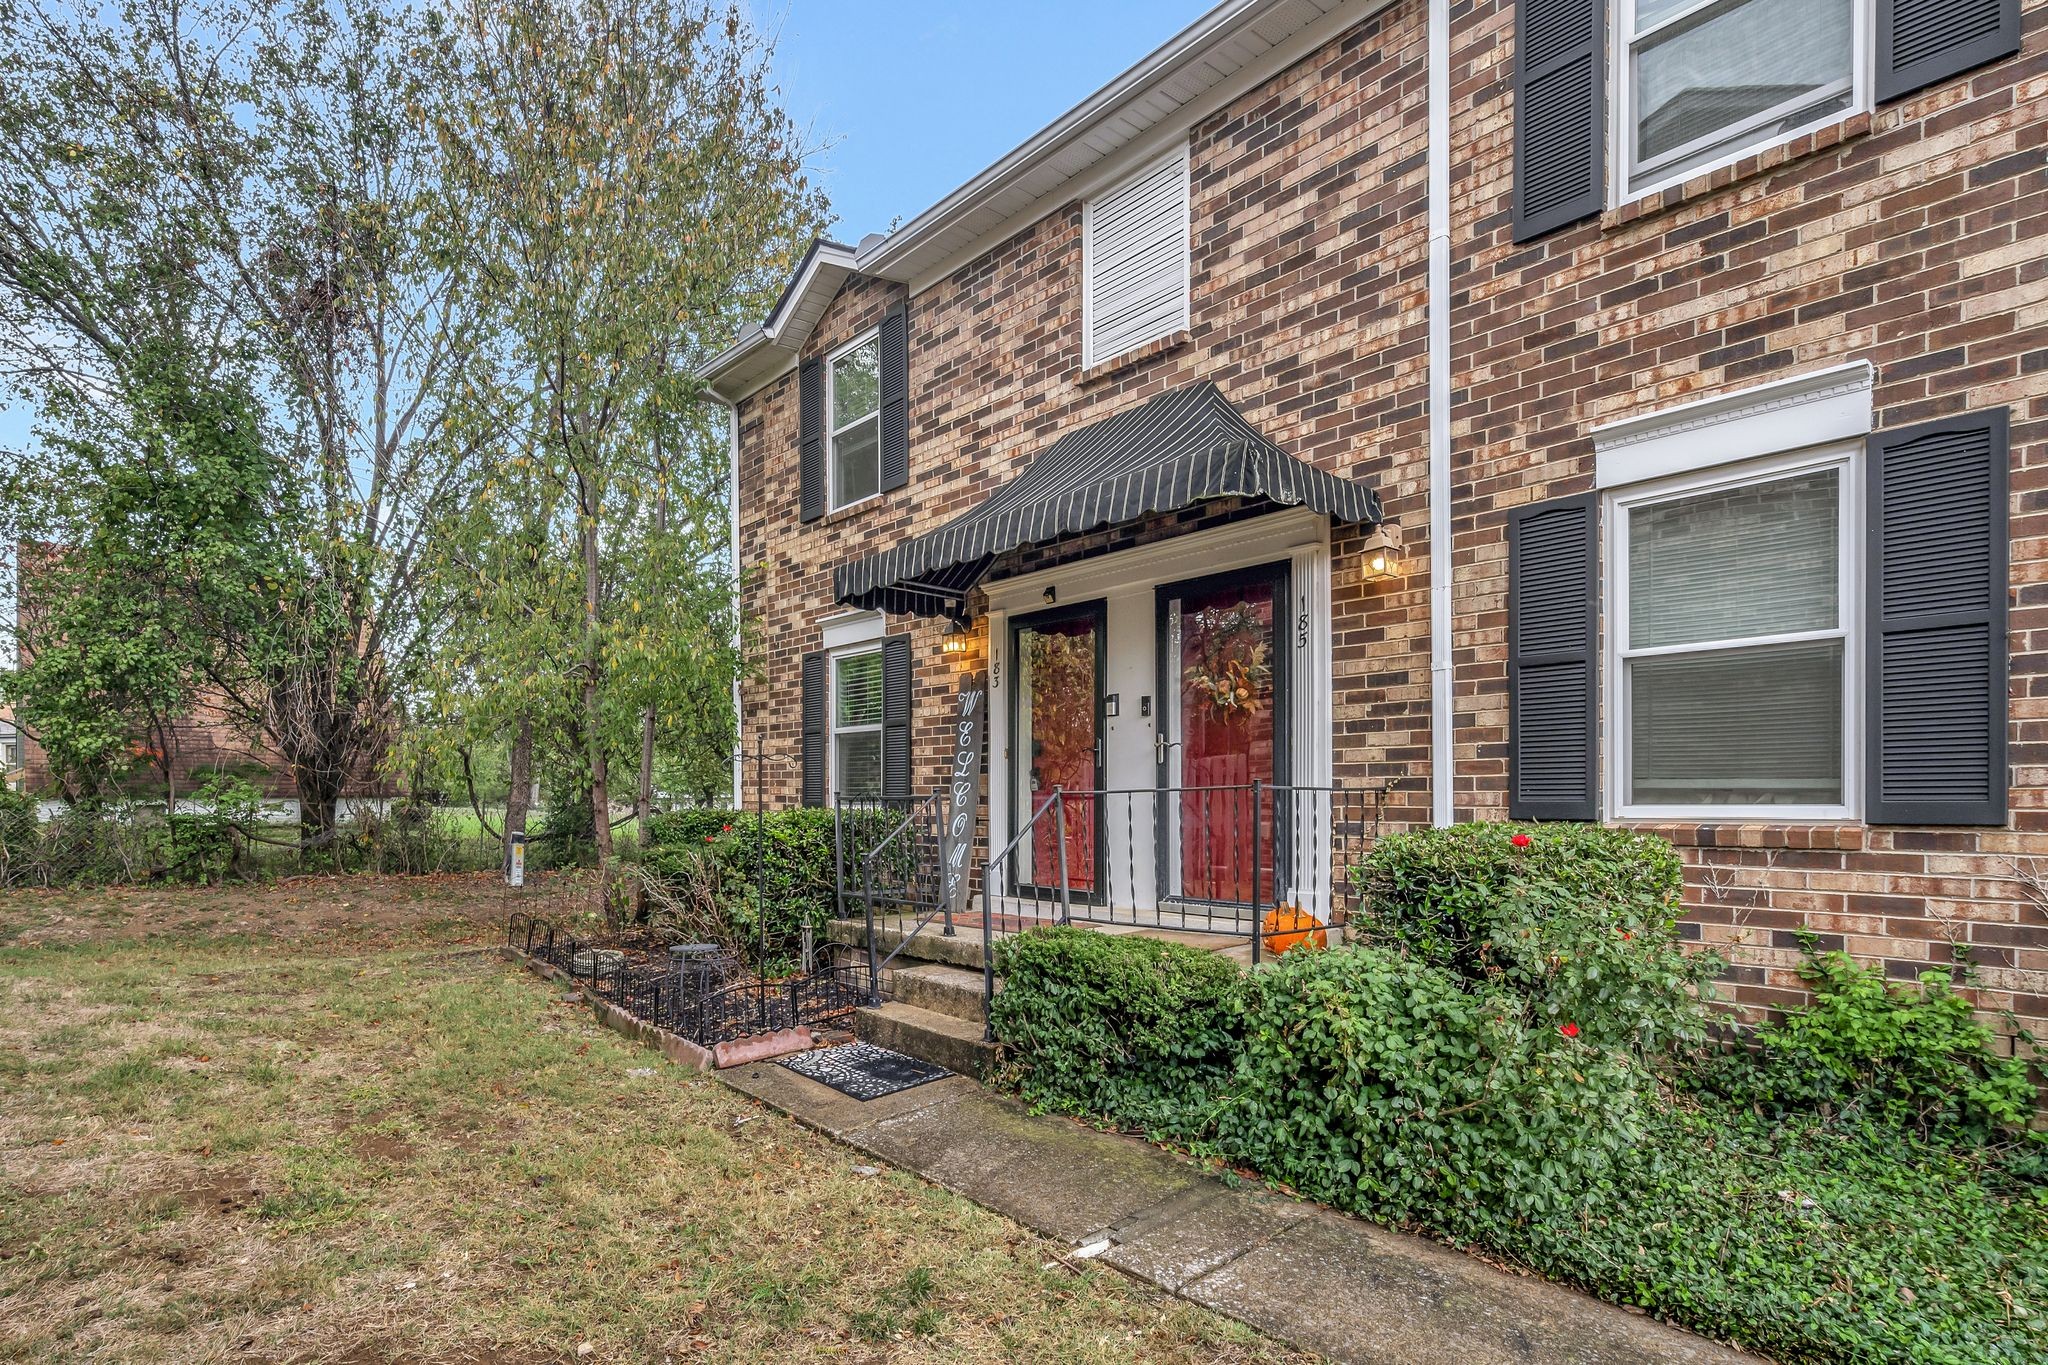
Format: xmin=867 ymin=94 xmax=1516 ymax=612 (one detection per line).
xmin=824 ymin=327 xmax=882 ymax=513
xmin=1604 ymin=442 xmax=1863 ymax=823
xmin=828 ymin=642 xmax=885 ymax=800
xmin=1079 ymin=142 xmax=1192 ymax=371
xmin=1611 ymin=0 xmax=1872 ymax=205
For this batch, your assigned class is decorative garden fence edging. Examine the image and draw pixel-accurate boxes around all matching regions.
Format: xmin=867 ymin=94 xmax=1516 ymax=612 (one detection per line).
xmin=506 ymin=911 xmax=866 ymax=1052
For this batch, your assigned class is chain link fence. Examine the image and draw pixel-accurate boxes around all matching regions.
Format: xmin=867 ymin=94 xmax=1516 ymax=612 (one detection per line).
xmin=0 ymin=802 xmax=522 ymax=888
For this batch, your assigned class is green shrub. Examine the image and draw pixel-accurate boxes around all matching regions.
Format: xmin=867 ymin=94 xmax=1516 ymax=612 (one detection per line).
xmin=1502 ymin=1103 xmax=2048 ymax=1365
xmin=165 ymin=775 xmax=265 ymax=883
xmin=989 ymin=926 xmax=1241 ymax=1133
xmin=643 ymin=808 xmax=738 ymax=848
xmin=1698 ymin=943 xmax=2036 ymax=1144
xmin=1357 ymin=823 xmax=1717 ymax=1056
xmin=1214 ymin=944 xmax=1647 ymax=1222
xmin=640 ymin=808 xmax=840 ymax=970
xmin=0 ymin=788 xmax=38 ymax=865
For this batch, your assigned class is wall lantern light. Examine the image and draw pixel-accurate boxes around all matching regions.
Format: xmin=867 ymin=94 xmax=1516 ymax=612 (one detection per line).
xmin=1358 ymin=523 xmax=1403 ymax=584
xmin=942 ymin=619 xmax=971 ymax=656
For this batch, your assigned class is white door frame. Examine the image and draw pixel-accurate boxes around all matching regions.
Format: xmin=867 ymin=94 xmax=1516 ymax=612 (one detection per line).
xmin=983 ymin=508 xmax=1333 ymax=908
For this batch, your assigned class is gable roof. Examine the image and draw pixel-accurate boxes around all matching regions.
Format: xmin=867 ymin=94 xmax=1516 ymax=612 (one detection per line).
xmin=698 ymin=0 xmax=1384 ymax=403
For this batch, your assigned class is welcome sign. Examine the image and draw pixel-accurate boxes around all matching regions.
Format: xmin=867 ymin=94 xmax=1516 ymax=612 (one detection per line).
xmin=940 ymin=671 xmax=987 ymax=923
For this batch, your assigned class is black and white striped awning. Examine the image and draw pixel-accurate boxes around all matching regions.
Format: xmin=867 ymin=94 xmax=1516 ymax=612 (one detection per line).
xmin=833 ymin=380 xmax=1384 ymax=618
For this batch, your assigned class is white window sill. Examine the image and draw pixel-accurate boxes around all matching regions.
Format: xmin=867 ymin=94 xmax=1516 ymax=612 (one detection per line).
xmin=1603 ymin=111 xmax=1872 ymax=231
xmin=1614 ymin=805 xmax=1858 ymax=825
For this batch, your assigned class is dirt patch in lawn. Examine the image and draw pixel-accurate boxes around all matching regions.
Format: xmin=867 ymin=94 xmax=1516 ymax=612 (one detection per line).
xmin=140 ymin=1171 xmax=262 ymax=1217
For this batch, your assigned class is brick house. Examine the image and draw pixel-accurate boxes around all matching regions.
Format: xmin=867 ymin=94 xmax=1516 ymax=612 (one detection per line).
xmin=701 ymin=0 xmax=2046 ymax=1037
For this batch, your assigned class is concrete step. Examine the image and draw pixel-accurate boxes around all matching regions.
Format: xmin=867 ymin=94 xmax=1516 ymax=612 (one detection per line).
xmin=828 ymin=916 xmax=997 ymax=971
xmin=854 ymin=1001 xmax=996 ymax=1080
xmin=889 ymin=962 xmax=989 ymax=1025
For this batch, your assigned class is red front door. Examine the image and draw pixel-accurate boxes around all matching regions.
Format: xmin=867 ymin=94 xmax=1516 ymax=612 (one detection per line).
xmin=1014 ymin=607 xmax=1101 ymax=894
xmin=1164 ymin=568 xmax=1285 ymax=904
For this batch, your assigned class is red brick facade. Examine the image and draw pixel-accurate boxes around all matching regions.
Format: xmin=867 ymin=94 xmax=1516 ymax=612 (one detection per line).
xmin=730 ymin=1 xmax=2048 ymax=1043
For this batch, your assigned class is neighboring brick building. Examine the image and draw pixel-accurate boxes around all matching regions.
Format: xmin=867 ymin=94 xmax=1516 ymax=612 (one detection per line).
xmin=702 ymin=0 xmax=2046 ymax=1039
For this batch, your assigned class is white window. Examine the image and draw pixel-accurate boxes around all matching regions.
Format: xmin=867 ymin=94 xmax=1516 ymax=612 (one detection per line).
xmin=1616 ymin=0 xmax=1867 ymax=199
xmin=1081 ymin=143 xmax=1190 ymax=368
xmin=831 ymin=647 xmax=884 ymax=799
xmin=1608 ymin=446 xmax=1859 ymax=820
xmin=827 ymin=331 xmax=880 ymax=510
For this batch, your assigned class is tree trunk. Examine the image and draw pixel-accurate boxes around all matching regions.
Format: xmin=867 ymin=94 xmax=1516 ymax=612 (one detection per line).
xmin=636 ymin=705 xmax=655 ymax=835
xmin=578 ymin=471 xmax=614 ymax=894
xmin=295 ymin=771 xmax=340 ymax=864
xmin=504 ymin=714 xmax=532 ymax=878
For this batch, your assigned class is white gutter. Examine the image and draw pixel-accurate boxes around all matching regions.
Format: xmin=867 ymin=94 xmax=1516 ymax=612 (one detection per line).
xmin=1427 ymin=0 xmax=1454 ymax=827
xmin=726 ymin=399 xmax=745 ymax=806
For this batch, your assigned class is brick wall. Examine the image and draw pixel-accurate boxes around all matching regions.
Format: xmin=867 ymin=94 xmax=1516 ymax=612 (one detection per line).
xmin=1447 ymin=0 xmax=2048 ymax=1036
xmin=735 ymin=0 xmax=2048 ymax=1043
xmin=738 ymin=2 xmax=1437 ymax=822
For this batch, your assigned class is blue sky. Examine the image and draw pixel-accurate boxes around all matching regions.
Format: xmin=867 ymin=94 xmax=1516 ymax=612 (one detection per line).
xmin=758 ymin=1 xmax=1202 ymax=242
xmin=0 ymin=2 xmax=1204 ymax=454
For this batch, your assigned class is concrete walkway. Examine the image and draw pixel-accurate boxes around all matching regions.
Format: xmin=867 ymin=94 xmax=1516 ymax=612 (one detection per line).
xmin=720 ymin=1063 xmax=1756 ymax=1365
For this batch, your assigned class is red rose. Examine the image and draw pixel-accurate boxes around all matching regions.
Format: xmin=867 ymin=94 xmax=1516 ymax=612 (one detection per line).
xmin=1618 ymin=929 xmax=1634 ymax=940
xmin=704 ymin=835 xmax=715 ymax=843
xmin=1510 ymin=833 xmax=1531 ymax=848
xmin=1559 ymin=1022 xmax=1580 ymax=1039
xmin=722 ymin=824 xmax=733 ymax=832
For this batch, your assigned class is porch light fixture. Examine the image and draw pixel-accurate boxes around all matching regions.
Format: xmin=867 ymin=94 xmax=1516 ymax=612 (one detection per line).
xmin=1358 ymin=523 xmax=1402 ymax=584
xmin=941 ymin=620 xmax=971 ymax=656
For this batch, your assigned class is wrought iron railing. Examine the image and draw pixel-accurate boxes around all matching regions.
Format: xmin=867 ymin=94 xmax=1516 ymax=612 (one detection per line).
xmin=833 ymin=790 xmax=948 ymax=1004
xmin=834 ymin=781 xmax=1391 ymax=1036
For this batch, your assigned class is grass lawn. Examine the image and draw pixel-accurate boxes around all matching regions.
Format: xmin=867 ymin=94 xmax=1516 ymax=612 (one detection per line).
xmin=0 ymin=877 xmax=1304 ymax=1363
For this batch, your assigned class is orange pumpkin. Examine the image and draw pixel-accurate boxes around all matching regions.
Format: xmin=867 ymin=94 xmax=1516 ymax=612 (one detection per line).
xmin=1260 ymin=904 xmax=1326 ymax=955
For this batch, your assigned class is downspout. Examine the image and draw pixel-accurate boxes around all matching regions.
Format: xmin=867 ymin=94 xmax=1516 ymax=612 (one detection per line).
xmin=726 ymin=398 xmax=745 ymax=807
xmin=1426 ymin=0 xmax=1454 ymax=828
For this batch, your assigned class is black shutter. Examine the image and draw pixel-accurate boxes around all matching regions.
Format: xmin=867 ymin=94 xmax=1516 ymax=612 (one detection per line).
xmin=878 ymin=303 xmax=910 ymax=494
xmin=798 ymin=357 xmax=825 ymax=523
xmin=800 ymin=651 xmax=827 ymax=807
xmin=882 ymin=634 xmax=913 ymax=801
xmin=1865 ymin=410 xmax=2009 ymax=826
xmin=1508 ymin=493 xmax=1600 ymax=820
xmin=1513 ymin=0 xmax=1606 ymax=243
xmin=1876 ymin=0 xmax=2019 ymax=104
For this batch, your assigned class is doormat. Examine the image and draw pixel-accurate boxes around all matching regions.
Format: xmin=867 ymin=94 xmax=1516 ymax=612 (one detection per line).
xmin=780 ymin=1041 xmax=950 ymax=1101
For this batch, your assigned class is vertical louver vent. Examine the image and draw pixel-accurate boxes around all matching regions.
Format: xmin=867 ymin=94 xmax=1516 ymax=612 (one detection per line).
xmin=1083 ymin=145 xmax=1190 ymax=367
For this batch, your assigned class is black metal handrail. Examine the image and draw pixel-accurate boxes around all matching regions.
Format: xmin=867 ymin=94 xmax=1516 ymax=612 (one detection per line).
xmin=834 ymin=790 xmax=946 ymax=1004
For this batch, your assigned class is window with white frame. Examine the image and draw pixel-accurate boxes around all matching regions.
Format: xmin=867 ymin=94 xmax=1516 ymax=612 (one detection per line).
xmin=827 ymin=331 xmax=881 ymax=510
xmin=1611 ymin=448 xmax=1857 ymax=818
xmin=1082 ymin=143 xmax=1190 ymax=368
xmin=831 ymin=647 xmax=884 ymax=798
xmin=1618 ymin=0 xmax=1864 ymax=198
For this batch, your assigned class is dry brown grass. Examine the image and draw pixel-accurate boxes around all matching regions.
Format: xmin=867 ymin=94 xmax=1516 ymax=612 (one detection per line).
xmin=0 ymin=882 xmax=1310 ymax=1363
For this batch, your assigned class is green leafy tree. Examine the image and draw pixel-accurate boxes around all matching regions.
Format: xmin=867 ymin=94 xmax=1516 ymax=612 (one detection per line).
xmin=0 ymin=0 xmax=488 ymax=845
xmin=429 ymin=0 xmax=825 ymax=883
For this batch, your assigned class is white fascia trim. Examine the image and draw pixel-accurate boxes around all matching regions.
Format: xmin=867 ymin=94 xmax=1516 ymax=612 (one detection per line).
xmin=900 ymin=0 xmax=1394 ymax=295
xmin=1593 ymin=361 xmax=1875 ymax=489
xmin=866 ymin=0 xmax=1314 ymax=278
